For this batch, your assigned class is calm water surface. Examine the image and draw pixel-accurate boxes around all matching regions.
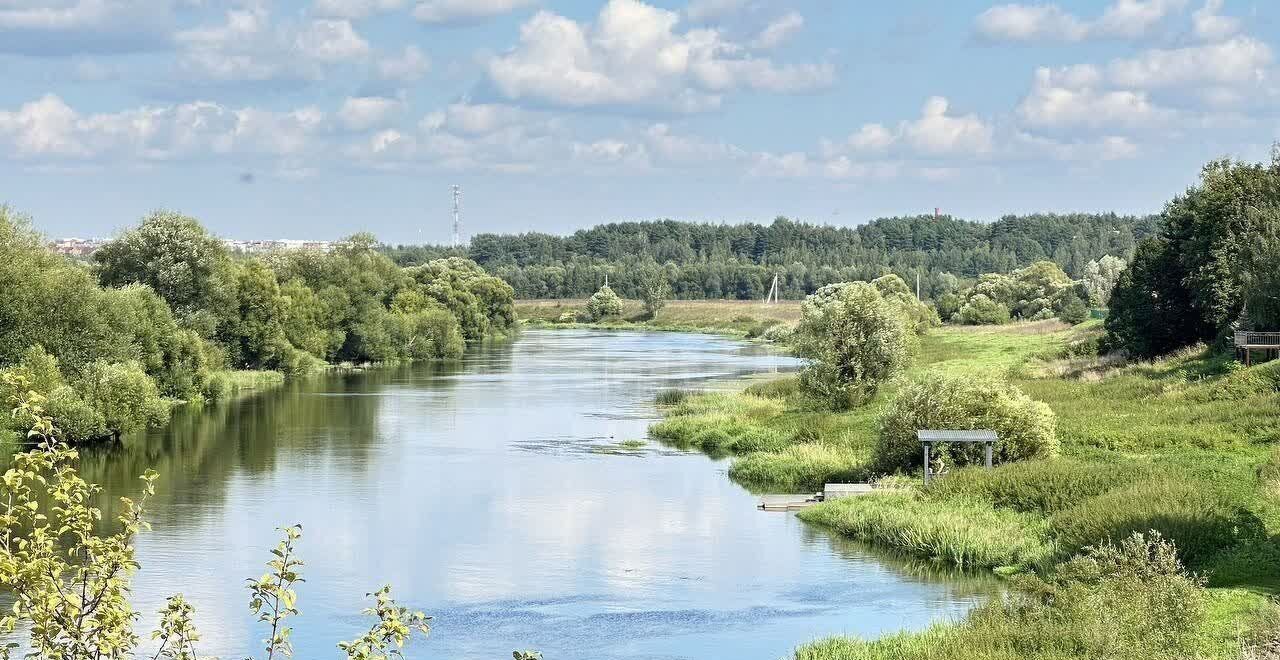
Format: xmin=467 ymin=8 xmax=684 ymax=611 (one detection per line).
xmin=75 ymin=330 xmax=990 ymax=660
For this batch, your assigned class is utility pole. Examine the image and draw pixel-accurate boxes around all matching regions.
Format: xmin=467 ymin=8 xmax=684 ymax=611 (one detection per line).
xmin=451 ymin=184 xmax=462 ymax=248
xmin=916 ymin=268 xmax=921 ymax=301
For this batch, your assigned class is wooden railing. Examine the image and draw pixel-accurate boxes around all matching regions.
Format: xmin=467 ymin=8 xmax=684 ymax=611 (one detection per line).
xmin=1235 ymin=331 xmax=1280 ymax=347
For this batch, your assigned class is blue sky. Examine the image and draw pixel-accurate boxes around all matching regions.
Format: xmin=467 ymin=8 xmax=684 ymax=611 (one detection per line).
xmin=1 ymin=0 xmax=1277 ymax=242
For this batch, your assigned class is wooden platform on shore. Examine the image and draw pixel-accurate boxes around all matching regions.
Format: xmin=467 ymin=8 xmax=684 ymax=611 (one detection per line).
xmin=757 ymin=483 xmax=875 ymax=511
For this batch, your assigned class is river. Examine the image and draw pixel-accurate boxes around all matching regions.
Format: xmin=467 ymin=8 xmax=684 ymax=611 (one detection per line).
xmin=73 ymin=329 xmax=989 ymax=660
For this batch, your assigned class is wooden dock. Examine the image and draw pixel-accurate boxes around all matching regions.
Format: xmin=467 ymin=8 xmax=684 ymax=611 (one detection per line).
xmin=757 ymin=483 xmax=875 ymax=511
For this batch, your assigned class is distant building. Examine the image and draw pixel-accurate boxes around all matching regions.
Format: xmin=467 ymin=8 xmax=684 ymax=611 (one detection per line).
xmin=51 ymin=237 xmax=338 ymax=257
xmin=50 ymin=238 xmax=107 ymax=257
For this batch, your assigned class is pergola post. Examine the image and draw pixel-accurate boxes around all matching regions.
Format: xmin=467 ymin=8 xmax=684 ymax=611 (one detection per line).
xmin=922 ymin=441 xmax=931 ymax=485
xmin=984 ymin=441 xmax=993 ymax=468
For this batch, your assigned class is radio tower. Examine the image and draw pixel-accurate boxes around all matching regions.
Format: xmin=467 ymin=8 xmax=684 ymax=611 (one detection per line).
xmin=451 ymin=184 xmax=462 ymax=248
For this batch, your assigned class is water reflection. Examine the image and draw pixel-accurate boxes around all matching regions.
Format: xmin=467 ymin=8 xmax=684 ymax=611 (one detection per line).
xmin=43 ymin=330 xmax=992 ymax=660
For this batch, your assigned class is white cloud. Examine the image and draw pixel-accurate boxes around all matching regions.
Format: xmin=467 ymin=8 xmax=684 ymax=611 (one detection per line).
xmin=1093 ymin=0 xmax=1187 ymax=39
xmin=1015 ymin=131 xmax=1141 ymax=161
xmin=1107 ymin=36 xmax=1271 ymax=89
xmin=752 ymin=11 xmax=803 ymax=50
xmin=1019 ymin=65 xmax=1169 ymax=127
xmin=176 ymin=6 xmax=370 ymax=82
xmin=0 ymin=0 xmax=172 ymax=54
xmin=376 ymin=45 xmax=430 ymax=82
xmin=974 ymin=4 xmax=1088 ymax=42
xmin=900 ymin=96 xmax=994 ymax=156
xmin=312 ymin=0 xmax=405 ymax=20
xmin=974 ymin=0 xmax=1185 ymax=43
xmin=0 ymin=94 xmax=325 ymax=162
xmin=339 ymin=96 xmax=404 ymax=130
xmin=486 ymin=0 xmax=834 ymax=113
xmin=1191 ymin=0 xmax=1239 ymax=41
xmin=411 ymin=0 xmax=534 ymax=25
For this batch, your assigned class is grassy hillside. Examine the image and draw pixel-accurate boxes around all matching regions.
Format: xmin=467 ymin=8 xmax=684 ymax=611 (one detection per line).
xmin=650 ymin=319 xmax=1280 ymax=659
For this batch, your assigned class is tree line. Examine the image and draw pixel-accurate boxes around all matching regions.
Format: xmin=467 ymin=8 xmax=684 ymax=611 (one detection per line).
xmin=385 ymin=213 xmax=1156 ymax=301
xmin=1 ymin=208 xmax=515 ymax=443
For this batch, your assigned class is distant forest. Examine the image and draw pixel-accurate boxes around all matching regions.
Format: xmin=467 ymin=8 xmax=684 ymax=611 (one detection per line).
xmin=384 ymin=214 xmax=1159 ymax=300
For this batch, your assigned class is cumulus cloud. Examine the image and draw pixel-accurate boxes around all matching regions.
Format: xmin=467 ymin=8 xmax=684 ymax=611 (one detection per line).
xmin=901 ymin=96 xmax=994 ymax=156
xmin=411 ymin=0 xmax=534 ymax=25
xmin=0 ymin=94 xmax=325 ymax=162
xmin=485 ymin=0 xmax=833 ymax=113
xmin=974 ymin=0 xmax=1185 ymax=43
xmin=175 ymin=6 xmax=370 ymax=82
xmin=0 ymin=0 xmax=173 ymax=54
xmin=1018 ymin=65 xmax=1169 ymax=128
xmin=1106 ymin=36 xmax=1271 ymax=88
xmin=974 ymin=4 xmax=1089 ymax=42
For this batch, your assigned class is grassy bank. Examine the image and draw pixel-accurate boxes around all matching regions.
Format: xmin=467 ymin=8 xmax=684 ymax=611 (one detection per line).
xmin=516 ymin=298 xmax=801 ymax=336
xmin=648 ymin=319 xmax=1280 ymax=657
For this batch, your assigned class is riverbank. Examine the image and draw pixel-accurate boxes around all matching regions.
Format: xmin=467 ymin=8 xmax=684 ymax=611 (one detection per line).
xmin=648 ymin=320 xmax=1280 ymax=658
xmin=516 ymin=299 xmax=801 ymax=337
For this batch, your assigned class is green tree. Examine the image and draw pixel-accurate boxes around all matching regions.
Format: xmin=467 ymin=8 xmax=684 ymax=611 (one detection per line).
xmin=1083 ymin=255 xmax=1127 ymax=306
xmin=94 ymin=211 xmax=231 ymax=317
xmin=792 ymin=282 xmax=914 ymax=408
xmin=638 ymin=269 xmax=671 ymax=317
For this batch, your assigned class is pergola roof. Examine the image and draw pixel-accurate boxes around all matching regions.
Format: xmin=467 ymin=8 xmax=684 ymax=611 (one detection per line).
xmin=917 ymin=430 xmax=998 ymax=443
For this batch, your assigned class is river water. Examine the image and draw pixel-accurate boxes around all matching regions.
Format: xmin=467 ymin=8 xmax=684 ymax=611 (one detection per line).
xmin=72 ymin=329 xmax=989 ymax=660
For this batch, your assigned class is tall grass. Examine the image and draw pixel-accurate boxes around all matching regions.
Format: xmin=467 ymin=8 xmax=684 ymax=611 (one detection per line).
xmin=728 ymin=444 xmax=869 ymax=492
xmin=924 ymin=459 xmax=1157 ymax=515
xmin=795 ymin=533 xmax=1259 ymax=660
xmin=1049 ymin=478 xmax=1264 ymax=569
xmin=798 ymin=492 xmax=1055 ymax=570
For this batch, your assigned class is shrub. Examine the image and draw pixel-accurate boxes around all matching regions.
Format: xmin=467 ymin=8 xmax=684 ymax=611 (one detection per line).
xmin=1049 ymin=478 xmax=1262 ymax=569
xmin=875 ymin=371 xmax=1058 ymax=473
xmin=955 ymin=293 xmax=1010 ymax=325
xmin=584 ymin=284 xmax=623 ymax=321
xmin=798 ymin=492 xmax=1055 ymax=569
xmin=793 ymin=282 xmax=914 ymax=408
xmin=43 ymin=385 xmax=108 ymax=441
xmin=759 ymin=322 xmax=793 ymax=342
xmin=74 ymin=360 xmax=170 ymax=438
